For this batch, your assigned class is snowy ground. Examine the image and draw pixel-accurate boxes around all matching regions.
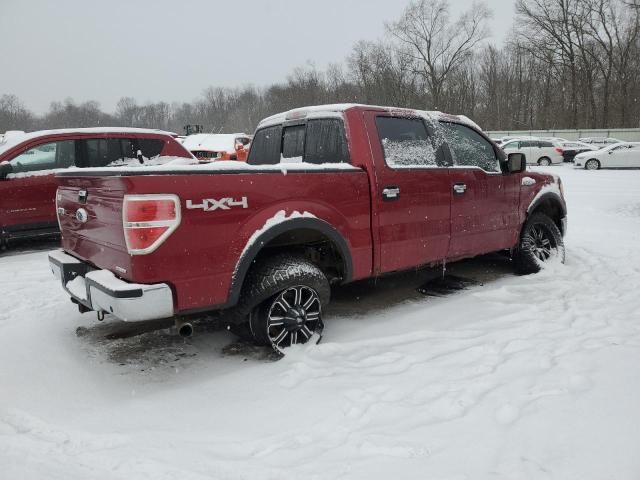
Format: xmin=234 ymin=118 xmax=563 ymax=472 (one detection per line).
xmin=1 ymin=165 xmax=640 ymax=479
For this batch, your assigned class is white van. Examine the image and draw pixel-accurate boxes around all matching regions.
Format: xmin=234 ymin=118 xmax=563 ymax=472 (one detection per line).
xmin=501 ymin=139 xmax=564 ymax=166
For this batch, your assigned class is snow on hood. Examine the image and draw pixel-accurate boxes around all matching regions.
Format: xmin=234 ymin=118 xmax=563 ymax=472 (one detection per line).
xmin=182 ymin=134 xmax=243 ymax=153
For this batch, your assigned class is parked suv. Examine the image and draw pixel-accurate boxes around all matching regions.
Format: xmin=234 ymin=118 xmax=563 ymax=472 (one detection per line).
xmin=48 ymin=104 xmax=567 ymax=353
xmin=0 ymin=128 xmax=193 ymax=246
xmin=501 ymin=139 xmax=564 ymax=166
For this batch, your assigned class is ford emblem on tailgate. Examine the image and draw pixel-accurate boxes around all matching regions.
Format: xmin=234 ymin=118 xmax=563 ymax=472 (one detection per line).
xmin=75 ymin=208 xmax=88 ymax=223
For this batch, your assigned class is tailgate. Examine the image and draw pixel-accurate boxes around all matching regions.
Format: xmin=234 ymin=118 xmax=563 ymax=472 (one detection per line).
xmin=56 ymin=175 xmax=133 ymax=276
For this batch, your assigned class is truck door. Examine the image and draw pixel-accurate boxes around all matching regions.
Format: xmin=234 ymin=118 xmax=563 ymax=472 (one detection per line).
xmin=364 ymin=112 xmax=451 ymax=274
xmin=0 ymin=140 xmax=76 ymax=233
xmin=439 ymin=122 xmax=521 ymax=258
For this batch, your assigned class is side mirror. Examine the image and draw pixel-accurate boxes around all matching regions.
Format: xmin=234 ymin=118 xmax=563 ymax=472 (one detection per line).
xmin=0 ymin=161 xmax=12 ymax=179
xmin=507 ymin=152 xmax=526 ymax=173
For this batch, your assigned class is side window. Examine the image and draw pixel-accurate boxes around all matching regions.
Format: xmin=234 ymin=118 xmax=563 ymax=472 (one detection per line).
xmin=121 ymin=138 xmax=136 ymax=159
xmin=539 ymin=141 xmax=553 ymax=148
xmin=84 ymin=139 xmax=120 ymax=167
xmin=440 ymin=122 xmax=499 ymax=172
xmin=9 ymin=142 xmax=58 ymax=173
xmin=305 ymin=119 xmax=349 ymax=164
xmin=247 ymin=125 xmax=283 ymax=165
xmin=519 ymin=141 xmax=534 ymax=148
xmin=376 ymin=116 xmax=439 ymax=167
xmin=137 ymin=138 xmax=164 ymax=158
xmin=502 ymin=142 xmax=518 ymax=151
xmin=282 ymin=125 xmax=305 ymax=162
xmin=55 ymin=140 xmax=76 ymax=168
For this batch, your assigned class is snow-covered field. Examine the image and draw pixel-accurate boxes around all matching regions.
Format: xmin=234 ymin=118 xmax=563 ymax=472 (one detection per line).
xmin=2 ymin=165 xmax=640 ymax=479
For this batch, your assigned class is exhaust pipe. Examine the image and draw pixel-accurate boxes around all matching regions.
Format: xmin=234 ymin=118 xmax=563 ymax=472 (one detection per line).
xmin=175 ymin=318 xmax=193 ymax=338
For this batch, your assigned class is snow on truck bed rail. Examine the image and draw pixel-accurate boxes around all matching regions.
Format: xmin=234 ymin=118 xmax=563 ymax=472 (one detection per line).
xmin=60 ymin=158 xmax=362 ymax=175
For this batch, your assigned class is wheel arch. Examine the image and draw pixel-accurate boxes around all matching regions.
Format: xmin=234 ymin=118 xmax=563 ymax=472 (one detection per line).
xmin=227 ymin=217 xmax=353 ymax=307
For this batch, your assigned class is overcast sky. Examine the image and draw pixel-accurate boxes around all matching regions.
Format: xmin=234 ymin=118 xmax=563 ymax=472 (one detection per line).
xmin=1 ymin=0 xmax=516 ymax=113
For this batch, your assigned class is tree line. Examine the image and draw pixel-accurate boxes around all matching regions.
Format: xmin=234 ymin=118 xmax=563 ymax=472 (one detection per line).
xmin=2 ymin=0 xmax=640 ymax=135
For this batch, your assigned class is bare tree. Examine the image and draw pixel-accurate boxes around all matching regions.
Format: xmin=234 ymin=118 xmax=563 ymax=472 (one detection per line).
xmin=387 ymin=0 xmax=491 ymax=109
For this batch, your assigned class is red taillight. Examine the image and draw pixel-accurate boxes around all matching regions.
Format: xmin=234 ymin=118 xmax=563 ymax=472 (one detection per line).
xmin=555 ymin=147 xmax=563 ymax=154
xmin=123 ymin=195 xmax=180 ymax=255
xmin=126 ymin=199 xmax=176 ymax=223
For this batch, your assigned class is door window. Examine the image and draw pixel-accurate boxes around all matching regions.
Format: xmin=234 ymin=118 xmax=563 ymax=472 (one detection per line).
xmin=376 ymin=116 xmax=441 ymax=167
xmin=440 ymin=122 xmax=500 ymax=172
xmin=9 ymin=142 xmax=64 ymax=173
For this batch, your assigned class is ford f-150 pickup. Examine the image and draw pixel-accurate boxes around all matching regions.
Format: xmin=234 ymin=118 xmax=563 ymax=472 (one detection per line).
xmin=48 ymin=104 xmax=567 ymax=353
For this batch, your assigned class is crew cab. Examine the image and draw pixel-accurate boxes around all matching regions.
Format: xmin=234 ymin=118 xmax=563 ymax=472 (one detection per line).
xmin=48 ymin=104 xmax=567 ymax=353
xmin=0 ymin=128 xmax=193 ymax=246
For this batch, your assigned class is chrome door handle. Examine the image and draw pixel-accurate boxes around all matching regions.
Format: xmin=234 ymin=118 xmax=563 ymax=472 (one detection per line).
xmin=382 ymin=186 xmax=400 ymax=201
xmin=453 ymin=183 xmax=467 ymax=195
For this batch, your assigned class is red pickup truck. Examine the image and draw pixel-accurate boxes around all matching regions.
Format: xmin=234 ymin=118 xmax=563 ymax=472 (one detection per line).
xmin=48 ymin=104 xmax=567 ymax=353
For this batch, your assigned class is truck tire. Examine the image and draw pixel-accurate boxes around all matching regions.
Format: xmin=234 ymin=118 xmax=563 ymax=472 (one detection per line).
xmin=512 ymin=213 xmax=565 ymax=274
xmin=241 ymin=255 xmax=330 ymax=353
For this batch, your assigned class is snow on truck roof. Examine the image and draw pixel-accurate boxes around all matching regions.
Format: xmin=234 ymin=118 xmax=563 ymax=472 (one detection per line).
xmin=182 ymin=133 xmax=249 ymax=153
xmin=0 ymin=127 xmax=176 ymax=156
xmin=257 ymin=103 xmax=483 ymax=131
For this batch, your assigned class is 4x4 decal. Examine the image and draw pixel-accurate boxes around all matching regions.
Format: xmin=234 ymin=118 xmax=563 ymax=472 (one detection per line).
xmin=186 ymin=197 xmax=248 ymax=211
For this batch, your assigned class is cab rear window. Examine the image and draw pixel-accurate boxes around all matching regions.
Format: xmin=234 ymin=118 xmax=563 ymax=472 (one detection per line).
xmin=248 ymin=119 xmax=349 ymax=165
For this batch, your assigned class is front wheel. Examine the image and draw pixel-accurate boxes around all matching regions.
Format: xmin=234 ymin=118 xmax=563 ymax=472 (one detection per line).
xmin=243 ymin=255 xmax=330 ymax=354
xmin=538 ymin=157 xmax=551 ymax=166
xmin=585 ymin=159 xmax=600 ymax=170
xmin=513 ymin=213 xmax=565 ymax=274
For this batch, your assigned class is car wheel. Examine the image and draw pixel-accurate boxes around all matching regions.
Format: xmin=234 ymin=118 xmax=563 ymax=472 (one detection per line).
xmin=242 ymin=255 xmax=330 ymax=354
xmin=538 ymin=157 xmax=551 ymax=166
xmin=585 ymin=159 xmax=600 ymax=170
xmin=512 ymin=213 xmax=565 ymax=274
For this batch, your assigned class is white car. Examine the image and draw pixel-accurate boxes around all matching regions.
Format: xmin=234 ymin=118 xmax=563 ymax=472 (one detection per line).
xmin=578 ymin=137 xmax=623 ymax=146
xmin=501 ymin=139 xmax=564 ymax=166
xmin=574 ymin=142 xmax=640 ymax=170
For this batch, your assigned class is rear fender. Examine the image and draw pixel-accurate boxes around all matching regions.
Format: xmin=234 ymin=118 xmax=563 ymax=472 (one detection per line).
xmin=226 ymin=204 xmax=354 ymax=307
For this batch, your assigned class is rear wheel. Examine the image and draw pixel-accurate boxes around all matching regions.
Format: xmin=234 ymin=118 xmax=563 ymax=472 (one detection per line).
xmin=585 ymin=159 xmax=600 ymax=170
xmin=250 ymin=285 xmax=324 ymax=353
xmin=538 ymin=157 xmax=551 ymax=166
xmin=241 ymin=255 xmax=330 ymax=354
xmin=513 ymin=213 xmax=565 ymax=274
